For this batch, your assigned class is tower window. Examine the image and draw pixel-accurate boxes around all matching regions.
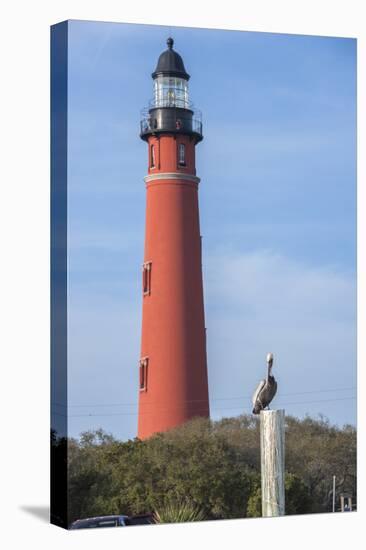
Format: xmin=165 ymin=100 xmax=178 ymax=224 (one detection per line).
xmin=139 ymin=357 xmax=149 ymax=391
xmin=150 ymin=145 xmax=155 ymax=168
xmin=178 ymin=143 xmax=186 ymax=166
xmin=142 ymin=261 xmax=152 ymax=295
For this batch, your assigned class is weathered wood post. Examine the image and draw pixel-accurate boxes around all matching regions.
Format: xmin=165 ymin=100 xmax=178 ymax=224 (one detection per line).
xmin=260 ymin=409 xmax=285 ymax=517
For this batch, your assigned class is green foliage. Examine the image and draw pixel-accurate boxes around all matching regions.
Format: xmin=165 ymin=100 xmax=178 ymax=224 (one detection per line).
xmin=246 ymin=486 xmax=262 ymax=518
xmin=154 ymin=498 xmax=206 ymax=523
xmin=285 ymin=415 xmax=356 ymax=513
xmin=246 ymin=473 xmax=312 ymax=518
xmin=66 ymin=414 xmax=356 ymax=526
xmin=285 ymin=473 xmax=312 ymax=515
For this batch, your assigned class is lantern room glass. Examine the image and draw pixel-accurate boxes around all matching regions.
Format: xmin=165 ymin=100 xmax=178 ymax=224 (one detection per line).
xmin=153 ymin=76 xmax=189 ymax=109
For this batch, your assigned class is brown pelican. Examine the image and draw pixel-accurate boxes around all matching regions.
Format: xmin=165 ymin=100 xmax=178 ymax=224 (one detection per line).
xmin=252 ymin=353 xmax=277 ymax=414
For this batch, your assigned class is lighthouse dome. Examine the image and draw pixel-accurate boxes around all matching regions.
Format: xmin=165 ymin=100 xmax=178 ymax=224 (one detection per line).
xmin=152 ymin=37 xmax=190 ymax=80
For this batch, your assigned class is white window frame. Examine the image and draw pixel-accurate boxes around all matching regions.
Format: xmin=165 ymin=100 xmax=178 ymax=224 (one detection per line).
xmin=178 ymin=143 xmax=186 ymax=166
xmin=139 ymin=357 xmax=149 ymax=391
xmin=142 ymin=261 xmax=152 ymax=296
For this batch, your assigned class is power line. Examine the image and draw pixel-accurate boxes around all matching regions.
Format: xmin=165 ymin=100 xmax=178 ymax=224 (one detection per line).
xmin=51 ymin=395 xmax=356 ymax=418
xmin=53 ymin=386 xmax=356 ymax=409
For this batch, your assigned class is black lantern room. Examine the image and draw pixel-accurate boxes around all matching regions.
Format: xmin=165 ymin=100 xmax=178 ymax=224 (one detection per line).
xmin=140 ymin=38 xmax=203 ymax=143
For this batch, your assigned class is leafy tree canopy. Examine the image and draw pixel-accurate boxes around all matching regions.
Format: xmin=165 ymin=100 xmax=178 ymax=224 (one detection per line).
xmin=65 ymin=414 xmax=356 ymax=525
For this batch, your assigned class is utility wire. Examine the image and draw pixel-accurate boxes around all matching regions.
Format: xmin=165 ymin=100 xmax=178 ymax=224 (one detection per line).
xmin=53 ymin=386 xmax=356 ymax=409
xmin=51 ymin=395 xmax=356 ymax=418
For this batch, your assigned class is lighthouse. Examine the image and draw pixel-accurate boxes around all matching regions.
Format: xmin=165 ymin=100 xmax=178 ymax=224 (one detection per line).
xmin=137 ymin=38 xmax=210 ymax=439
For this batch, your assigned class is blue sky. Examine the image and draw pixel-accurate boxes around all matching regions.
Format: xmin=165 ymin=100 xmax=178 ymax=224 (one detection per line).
xmin=63 ymin=20 xmax=356 ymax=440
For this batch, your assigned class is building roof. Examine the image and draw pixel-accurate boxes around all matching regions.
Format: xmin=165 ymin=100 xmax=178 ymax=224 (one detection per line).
xmin=152 ymin=37 xmax=190 ymax=80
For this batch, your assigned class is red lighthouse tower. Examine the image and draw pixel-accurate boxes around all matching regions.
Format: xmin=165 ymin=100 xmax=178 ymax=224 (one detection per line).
xmin=137 ymin=38 xmax=210 ymax=439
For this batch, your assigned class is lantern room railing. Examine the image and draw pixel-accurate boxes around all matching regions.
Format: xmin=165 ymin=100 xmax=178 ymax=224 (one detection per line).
xmin=140 ymin=107 xmax=203 ymax=141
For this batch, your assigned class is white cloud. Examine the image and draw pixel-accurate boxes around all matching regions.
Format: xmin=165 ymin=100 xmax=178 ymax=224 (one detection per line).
xmin=204 ymin=249 xmax=356 ymax=425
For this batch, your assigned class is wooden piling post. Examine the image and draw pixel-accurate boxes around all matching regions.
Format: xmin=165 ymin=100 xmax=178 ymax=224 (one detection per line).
xmin=260 ymin=409 xmax=285 ymax=517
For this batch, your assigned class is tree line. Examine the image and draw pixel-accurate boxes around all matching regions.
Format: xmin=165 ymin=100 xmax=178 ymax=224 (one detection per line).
xmin=51 ymin=413 xmax=356 ymax=526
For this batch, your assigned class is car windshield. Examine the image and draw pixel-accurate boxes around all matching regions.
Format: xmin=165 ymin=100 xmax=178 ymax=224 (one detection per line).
xmin=71 ymin=517 xmax=124 ymax=529
xmin=95 ymin=519 xmax=119 ymax=527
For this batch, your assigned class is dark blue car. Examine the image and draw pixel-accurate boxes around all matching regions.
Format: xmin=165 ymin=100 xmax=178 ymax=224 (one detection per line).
xmin=70 ymin=513 xmax=154 ymax=529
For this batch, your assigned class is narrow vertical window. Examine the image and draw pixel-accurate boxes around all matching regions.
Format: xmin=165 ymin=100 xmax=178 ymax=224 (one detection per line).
xmin=142 ymin=261 xmax=152 ymax=296
xmin=178 ymin=143 xmax=186 ymax=166
xmin=139 ymin=357 xmax=149 ymax=391
xmin=150 ymin=144 xmax=155 ymax=168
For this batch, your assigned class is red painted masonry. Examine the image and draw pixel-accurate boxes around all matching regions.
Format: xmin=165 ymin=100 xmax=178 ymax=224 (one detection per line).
xmin=137 ymin=132 xmax=210 ymax=439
